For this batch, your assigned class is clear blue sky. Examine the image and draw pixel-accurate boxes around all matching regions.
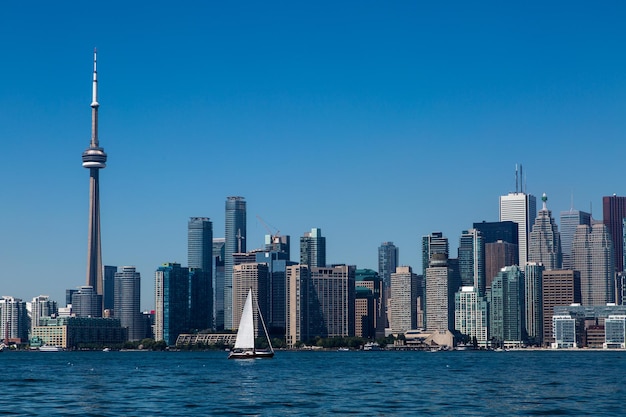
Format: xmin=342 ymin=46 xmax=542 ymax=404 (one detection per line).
xmin=1 ymin=1 xmax=625 ymax=310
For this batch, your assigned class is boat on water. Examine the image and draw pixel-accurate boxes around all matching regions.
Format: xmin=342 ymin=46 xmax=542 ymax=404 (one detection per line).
xmin=363 ymin=342 xmax=381 ymax=351
xmin=39 ymin=345 xmax=62 ymax=352
xmin=228 ymin=289 xmax=274 ymax=359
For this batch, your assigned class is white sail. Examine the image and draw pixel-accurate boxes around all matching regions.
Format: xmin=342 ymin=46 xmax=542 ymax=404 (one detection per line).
xmin=234 ymin=289 xmax=255 ymax=350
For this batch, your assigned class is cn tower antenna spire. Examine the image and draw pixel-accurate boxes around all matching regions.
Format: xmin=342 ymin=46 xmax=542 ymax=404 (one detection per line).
xmin=91 ymin=48 xmax=99 ymax=148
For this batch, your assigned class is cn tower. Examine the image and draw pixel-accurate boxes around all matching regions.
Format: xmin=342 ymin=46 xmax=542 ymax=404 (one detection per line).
xmin=82 ymin=49 xmax=107 ymax=299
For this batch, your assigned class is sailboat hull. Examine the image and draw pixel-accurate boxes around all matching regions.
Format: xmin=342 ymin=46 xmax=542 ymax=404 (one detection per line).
xmin=228 ymin=349 xmax=274 ymax=359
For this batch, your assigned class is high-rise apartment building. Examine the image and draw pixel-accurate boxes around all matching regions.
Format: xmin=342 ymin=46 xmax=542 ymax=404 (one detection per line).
xmin=455 ymin=286 xmax=488 ymax=347
xmin=0 ymin=296 xmax=29 ymax=343
xmin=114 ymin=266 xmax=143 ymax=341
xmin=528 ymin=194 xmax=562 ymax=270
xmin=422 ymin=232 xmax=449 ymax=276
xmin=458 ymin=229 xmax=486 ymax=295
xmin=500 ymin=192 xmax=537 ymax=268
xmin=232 ymin=263 xmax=269 ymax=337
xmin=603 ymin=195 xmax=626 ymax=272
xmin=524 ymin=262 xmax=544 ymax=345
xmin=188 ymin=217 xmax=213 ymax=331
xmin=28 ymin=295 xmax=58 ymax=337
xmin=489 ymin=266 xmax=525 ymax=345
xmin=224 ymin=196 xmax=246 ymax=330
xmin=572 ymin=223 xmax=615 ymax=305
xmin=310 ymin=265 xmax=355 ymax=338
xmin=425 ymin=254 xmax=453 ymax=332
xmin=378 ymin=242 xmax=399 ymax=289
xmin=559 ymin=209 xmax=591 ymax=270
xmin=286 ymin=264 xmax=310 ymax=347
xmin=155 ymin=263 xmax=190 ymax=345
xmin=389 ymin=266 xmax=418 ymax=334
xmin=82 ymin=51 xmax=108 ymax=311
xmin=300 ymin=228 xmax=326 ymax=268
xmin=542 ymin=269 xmax=580 ymax=346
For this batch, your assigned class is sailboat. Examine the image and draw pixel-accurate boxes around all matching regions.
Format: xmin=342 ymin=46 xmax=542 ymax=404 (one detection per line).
xmin=228 ymin=288 xmax=274 ymax=359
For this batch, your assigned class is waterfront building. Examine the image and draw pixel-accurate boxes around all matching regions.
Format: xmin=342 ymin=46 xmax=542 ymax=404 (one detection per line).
xmin=114 ymin=266 xmax=143 ymax=341
xmin=422 ymin=232 xmax=448 ymax=276
xmin=389 ymin=266 xmax=418 ymax=334
xmin=213 ymin=238 xmax=225 ymax=330
xmin=524 ymin=262 xmax=544 ymax=345
xmin=500 ymin=192 xmax=537 ymax=268
xmin=559 ymin=209 xmax=591 ymax=270
xmin=32 ymin=316 xmax=127 ymax=349
xmin=355 ymin=286 xmax=375 ymax=339
xmin=528 ymin=193 xmax=562 ymax=270
xmin=0 ymin=296 xmax=29 ymax=343
xmin=103 ymin=265 xmax=117 ymax=311
xmin=542 ymin=269 xmax=581 ymax=346
xmin=286 ymin=265 xmax=310 ymax=347
xmin=155 ymin=263 xmax=190 ymax=345
xmin=425 ymin=254 xmax=453 ymax=332
xmin=552 ymin=315 xmax=577 ymax=348
xmin=355 ymin=269 xmax=385 ymax=337
xmin=603 ymin=195 xmax=626 ymax=272
xmin=188 ymin=217 xmax=213 ymax=330
xmin=300 ymin=228 xmax=326 ymax=268
xmin=485 ymin=240 xmax=518 ymax=290
xmin=224 ymin=196 xmax=246 ymax=330
xmin=489 ymin=266 xmax=525 ymax=346
xmin=572 ymin=223 xmax=615 ymax=305
xmin=232 ymin=263 xmax=269 ymax=337
xmin=28 ymin=295 xmax=58 ymax=337
xmin=458 ymin=229 xmax=486 ymax=295
xmin=82 ymin=50 xmax=107 ymax=311
xmin=454 ymin=286 xmax=488 ymax=347
xmin=604 ymin=315 xmax=626 ymax=348
xmin=378 ymin=242 xmax=399 ymax=289
xmin=71 ymin=286 xmax=103 ymax=318
xmin=310 ymin=265 xmax=356 ymax=338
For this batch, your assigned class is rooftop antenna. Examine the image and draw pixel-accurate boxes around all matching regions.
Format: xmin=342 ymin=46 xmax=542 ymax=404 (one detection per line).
xmin=515 ymin=164 xmax=519 ymax=193
xmin=570 ymin=189 xmax=574 ymax=211
xmin=520 ymin=164 xmax=524 ymax=194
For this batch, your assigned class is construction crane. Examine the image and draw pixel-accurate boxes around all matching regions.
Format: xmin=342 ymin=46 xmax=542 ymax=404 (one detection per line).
xmin=256 ymin=215 xmax=280 ymax=241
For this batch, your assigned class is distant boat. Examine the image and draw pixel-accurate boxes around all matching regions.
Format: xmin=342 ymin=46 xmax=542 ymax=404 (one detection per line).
xmin=228 ymin=289 xmax=274 ymax=359
xmin=39 ymin=345 xmax=62 ymax=352
xmin=337 ymin=347 xmax=350 ymax=352
xmin=363 ymin=342 xmax=381 ymax=351
xmin=102 ymin=347 xmax=111 ymax=352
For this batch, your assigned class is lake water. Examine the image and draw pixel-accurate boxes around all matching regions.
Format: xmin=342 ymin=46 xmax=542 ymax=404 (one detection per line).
xmin=1 ymin=349 xmax=624 ymax=416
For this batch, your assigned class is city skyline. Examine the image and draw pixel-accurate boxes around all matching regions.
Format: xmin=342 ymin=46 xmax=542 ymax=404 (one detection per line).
xmin=1 ymin=3 xmax=625 ymax=310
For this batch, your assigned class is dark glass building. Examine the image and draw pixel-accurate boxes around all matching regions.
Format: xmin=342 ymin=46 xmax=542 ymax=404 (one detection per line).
xmin=225 ymin=197 xmax=246 ymax=329
xmin=188 ymin=217 xmax=213 ymax=331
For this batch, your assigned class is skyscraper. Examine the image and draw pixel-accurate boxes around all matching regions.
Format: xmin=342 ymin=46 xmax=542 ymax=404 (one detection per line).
xmin=300 ymin=228 xmax=326 ymax=268
xmin=603 ymin=195 xmax=626 ymax=272
xmin=103 ymin=265 xmax=117 ymax=311
xmin=286 ymin=264 xmax=310 ymax=347
xmin=572 ymin=223 xmax=615 ymax=305
xmin=188 ymin=217 xmax=213 ymax=330
xmin=422 ymin=232 xmax=449 ymax=276
xmin=528 ymin=193 xmax=562 ymax=270
xmin=28 ymin=296 xmax=58 ymax=337
xmin=0 ymin=297 xmax=29 ymax=343
xmin=473 ymin=221 xmax=519 ymax=246
xmin=155 ymin=263 xmax=190 ymax=345
xmin=425 ymin=254 xmax=453 ymax=332
xmin=224 ymin=196 xmax=246 ymax=330
xmin=489 ymin=266 xmax=525 ymax=346
xmin=500 ymin=192 xmax=537 ymax=268
xmin=458 ymin=229 xmax=486 ymax=295
xmin=378 ymin=242 xmax=399 ymax=289
xmin=389 ymin=266 xmax=418 ymax=333
xmin=309 ymin=265 xmax=356 ymax=338
xmin=559 ymin=208 xmax=591 ymax=270
xmin=485 ymin=241 xmax=518 ymax=289
xmin=524 ymin=262 xmax=544 ymax=345
xmin=82 ymin=50 xmax=107 ymax=306
xmin=213 ymin=238 xmax=225 ymax=330
xmin=232 ymin=263 xmax=269 ymax=336
xmin=114 ymin=266 xmax=143 ymax=341
xmin=542 ymin=269 xmax=580 ymax=346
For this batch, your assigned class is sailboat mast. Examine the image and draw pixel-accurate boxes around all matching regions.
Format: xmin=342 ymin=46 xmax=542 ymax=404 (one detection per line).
xmin=256 ymin=293 xmax=273 ymax=353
